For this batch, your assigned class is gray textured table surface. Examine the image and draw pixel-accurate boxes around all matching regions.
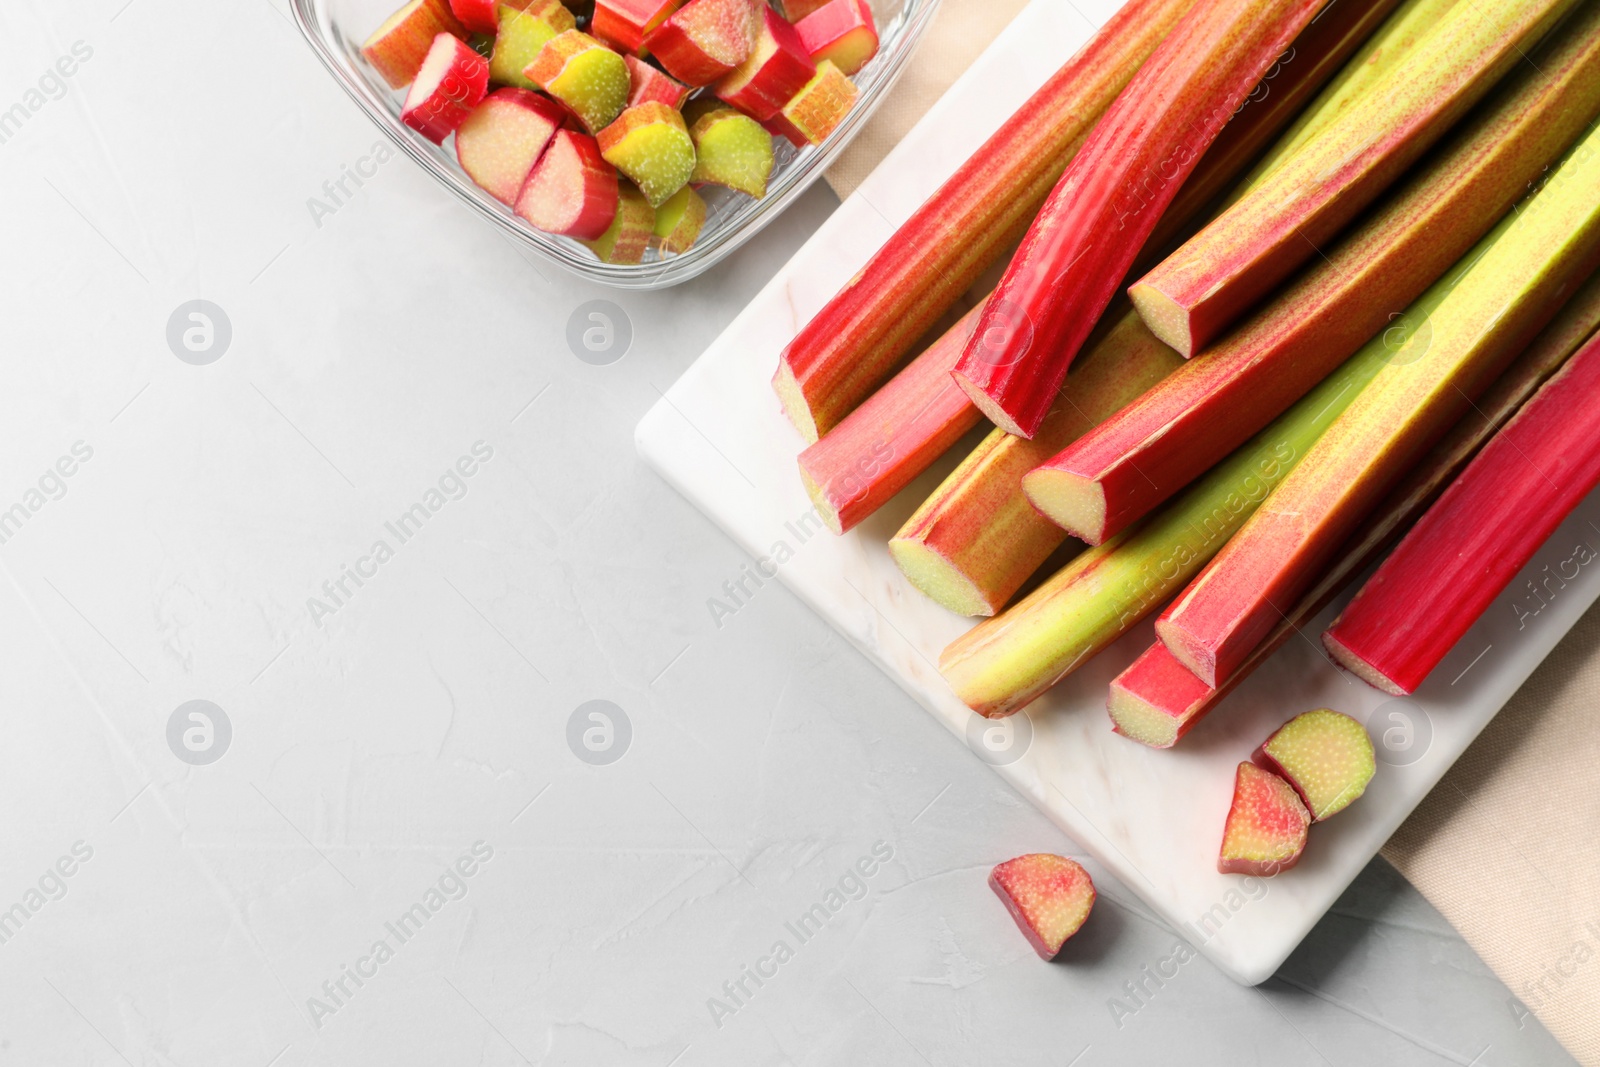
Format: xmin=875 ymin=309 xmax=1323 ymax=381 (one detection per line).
xmin=0 ymin=0 xmax=1577 ymax=1063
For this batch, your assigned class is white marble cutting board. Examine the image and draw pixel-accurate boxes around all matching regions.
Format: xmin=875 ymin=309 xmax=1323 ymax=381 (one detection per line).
xmin=635 ymin=0 xmax=1600 ymax=984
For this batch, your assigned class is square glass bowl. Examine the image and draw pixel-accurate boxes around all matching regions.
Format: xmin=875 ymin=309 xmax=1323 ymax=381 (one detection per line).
xmin=291 ymin=0 xmax=943 ymax=288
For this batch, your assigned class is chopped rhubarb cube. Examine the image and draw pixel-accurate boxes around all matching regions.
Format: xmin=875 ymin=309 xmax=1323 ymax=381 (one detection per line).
xmin=777 ymin=59 xmax=856 ymax=144
xmin=652 ymin=184 xmax=706 ymax=254
xmin=624 ymin=54 xmax=690 ymax=109
xmin=645 ymin=0 xmax=757 ymax=86
xmin=488 ymin=0 xmax=576 ymax=88
xmin=363 ymin=0 xmax=469 ymax=88
xmin=591 ymin=0 xmax=685 ymax=55
xmin=515 ymin=128 xmax=619 ymax=238
xmin=794 ymin=0 xmax=878 ymax=76
xmin=527 ymin=29 xmax=632 ymax=132
xmin=715 ymin=5 xmax=815 ymax=120
xmin=456 ymin=88 xmax=564 ymax=202
xmin=599 ymin=101 xmax=696 ymax=207
xmin=402 ymin=33 xmax=491 ymax=142
xmin=584 ymin=180 xmax=656 ymax=263
xmin=690 ymin=106 xmax=774 ymax=197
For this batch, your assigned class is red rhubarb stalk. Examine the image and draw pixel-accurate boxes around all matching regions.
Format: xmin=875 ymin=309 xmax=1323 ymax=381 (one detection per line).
xmin=1325 ymin=327 xmax=1600 ymax=695
xmin=1023 ymin=10 xmax=1600 ymax=545
xmin=1109 ymin=270 xmax=1600 ymax=747
xmin=950 ymin=0 xmax=1327 ymax=439
xmin=798 ymin=305 xmax=985 ymax=535
xmin=890 ymin=308 xmax=1181 ymax=616
xmin=1156 ymin=121 xmax=1600 ymax=689
xmin=1143 ymin=0 xmax=1406 ymax=264
xmin=1130 ymin=0 xmax=1581 ymax=357
xmin=772 ymin=0 xmax=1199 ymax=443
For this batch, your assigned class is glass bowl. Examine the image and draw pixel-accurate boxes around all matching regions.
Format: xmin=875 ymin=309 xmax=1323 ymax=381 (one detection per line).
xmin=290 ymin=0 xmax=943 ymax=288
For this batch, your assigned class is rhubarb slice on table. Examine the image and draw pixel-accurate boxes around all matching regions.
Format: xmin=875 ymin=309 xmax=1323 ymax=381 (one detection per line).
xmin=715 ymin=5 xmax=815 ymax=120
xmin=1253 ymin=710 xmax=1376 ymax=821
xmin=401 ymin=33 xmax=491 ymax=142
xmin=1156 ymin=118 xmax=1600 ymax=689
xmin=652 ymin=184 xmax=706 ymax=254
xmin=364 ymin=0 xmax=469 ymax=88
xmin=1109 ymin=270 xmax=1600 ymax=747
xmin=488 ymin=0 xmax=577 ymax=89
xmin=527 ymin=29 xmax=632 ymax=132
xmin=1218 ymin=763 xmax=1309 ymax=876
xmin=1130 ymin=0 xmax=1581 ymax=356
xmin=598 ymin=102 xmax=696 ymax=206
xmin=771 ymin=0 xmax=1198 ymax=444
xmin=590 ymin=0 xmax=684 ymax=55
xmin=1023 ymin=5 xmax=1600 ymax=545
xmin=456 ymin=87 xmax=564 ymax=203
xmin=515 ymin=127 xmax=620 ymax=238
xmin=584 ymin=180 xmax=656 ymax=263
xmin=891 ymin=308 xmax=1180 ymax=617
xmin=949 ymin=0 xmax=1327 ymax=438
xmin=689 ymin=107 xmax=774 ymax=197
xmin=1325 ymin=325 xmax=1600 ymax=695
xmin=794 ymin=0 xmax=878 ymax=76
xmin=989 ymin=854 xmax=1096 ymax=961
xmin=646 ymin=0 xmax=756 ymax=86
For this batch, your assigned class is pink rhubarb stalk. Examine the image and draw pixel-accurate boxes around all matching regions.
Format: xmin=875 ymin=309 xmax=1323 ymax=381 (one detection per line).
xmin=1022 ymin=9 xmax=1600 ymax=545
xmin=798 ymin=305 xmax=984 ymax=535
xmin=1156 ymin=122 xmax=1600 ymax=689
xmin=771 ymin=0 xmax=1199 ymax=443
xmin=1324 ymin=326 xmax=1600 ymax=695
xmin=1130 ymin=0 xmax=1581 ymax=357
xmin=949 ymin=0 xmax=1327 ymax=439
xmin=1109 ymin=270 xmax=1600 ymax=746
xmin=891 ymin=308 xmax=1181 ymax=616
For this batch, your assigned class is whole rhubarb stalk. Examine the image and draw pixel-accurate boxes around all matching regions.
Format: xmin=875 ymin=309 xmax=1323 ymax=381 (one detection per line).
xmin=798 ymin=304 xmax=984 ymax=535
xmin=771 ymin=0 xmax=1198 ymax=443
xmin=891 ymin=308 xmax=1181 ymax=616
xmin=1109 ymin=270 xmax=1600 ymax=748
xmin=950 ymin=0 xmax=1327 ymax=439
xmin=1144 ymin=0 xmax=1406 ymax=263
xmin=939 ymin=318 xmax=1397 ymax=718
xmin=1130 ymin=0 xmax=1581 ymax=357
xmin=1325 ymin=326 xmax=1600 ymax=695
xmin=1156 ymin=121 xmax=1600 ymax=689
xmin=1023 ymin=9 xmax=1600 ymax=545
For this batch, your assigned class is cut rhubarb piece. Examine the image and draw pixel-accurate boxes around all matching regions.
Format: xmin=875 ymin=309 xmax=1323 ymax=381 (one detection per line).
xmin=1111 ymin=271 xmax=1600 ymax=747
xmin=456 ymin=87 xmax=565 ymax=203
xmin=591 ymin=0 xmax=684 ymax=55
xmin=363 ymin=0 xmax=469 ymax=88
xmin=800 ymin=306 xmax=984 ymax=535
xmin=646 ymin=0 xmax=756 ymax=85
xmin=527 ymin=29 xmax=632 ymax=132
xmin=598 ymin=102 xmax=696 ymax=206
xmin=893 ymin=307 xmax=1181 ymax=617
xmin=1131 ymin=0 xmax=1581 ymax=357
xmin=1144 ymin=0 xmax=1410 ymax=262
xmin=1218 ymin=763 xmax=1309 ymax=876
xmin=776 ymin=60 xmax=856 ymax=145
xmin=1253 ymin=709 xmax=1376 ymax=821
xmin=489 ymin=0 xmax=577 ymax=88
xmin=1157 ymin=119 xmax=1600 ymax=689
xmin=989 ymin=854 xmax=1096 ymax=961
xmin=402 ymin=33 xmax=491 ymax=142
xmin=773 ymin=0 xmax=1198 ymax=444
xmin=584 ymin=180 xmax=655 ymax=263
xmin=652 ymin=184 xmax=706 ymax=254
xmin=451 ymin=0 xmax=499 ymax=34
xmin=940 ymin=323 xmax=1390 ymax=718
xmin=515 ymin=128 xmax=620 ymax=238
xmin=714 ymin=5 xmax=815 ymax=120
xmin=1326 ymin=325 xmax=1600 ymax=695
xmin=1024 ymin=7 xmax=1600 ymax=544
xmin=689 ymin=107 xmax=774 ymax=197
xmin=794 ymin=0 xmax=878 ymax=76
xmin=625 ymin=54 xmax=690 ymax=108
xmin=949 ymin=0 xmax=1326 ymax=439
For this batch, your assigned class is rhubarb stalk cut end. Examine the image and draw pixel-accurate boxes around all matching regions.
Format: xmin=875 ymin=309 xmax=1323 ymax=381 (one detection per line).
xmin=773 ymin=362 xmax=821 ymax=445
xmin=1218 ymin=762 xmax=1310 ymax=877
xmin=796 ymin=464 xmax=844 ymax=536
xmin=1021 ymin=466 xmax=1109 ymax=545
xmin=1127 ymin=279 xmax=1198 ymax=358
xmin=951 ymin=369 xmax=1029 ymax=439
xmin=887 ymin=536 xmax=999 ymax=618
xmin=1252 ymin=708 xmax=1377 ymax=821
xmin=1155 ymin=615 xmax=1220 ymax=688
xmin=989 ymin=853 xmax=1096 ymax=961
xmin=1107 ymin=641 xmax=1213 ymax=749
xmin=1322 ymin=630 xmax=1412 ymax=696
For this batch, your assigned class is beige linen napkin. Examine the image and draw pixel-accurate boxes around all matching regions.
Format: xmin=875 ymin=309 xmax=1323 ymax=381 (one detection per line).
xmin=833 ymin=4 xmax=1600 ymax=1064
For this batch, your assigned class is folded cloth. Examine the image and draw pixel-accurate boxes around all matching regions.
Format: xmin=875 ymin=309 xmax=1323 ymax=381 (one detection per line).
xmin=822 ymin=0 xmax=1030 ymax=200
xmin=828 ymin=3 xmax=1600 ymax=1063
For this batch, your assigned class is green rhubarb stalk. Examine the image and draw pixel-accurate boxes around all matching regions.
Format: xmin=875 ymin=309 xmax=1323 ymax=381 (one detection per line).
xmin=1156 ymin=118 xmax=1600 ymax=688
xmin=936 ymin=284 xmax=1454 ymax=717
